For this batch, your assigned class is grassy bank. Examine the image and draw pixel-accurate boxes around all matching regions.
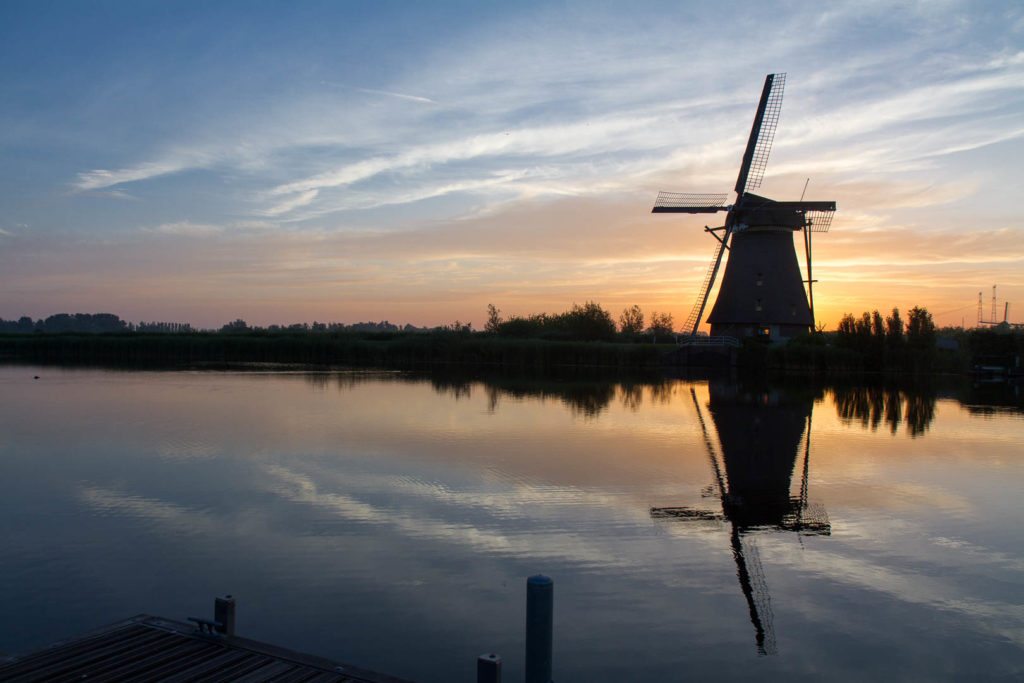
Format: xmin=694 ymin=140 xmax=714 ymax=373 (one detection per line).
xmin=0 ymin=330 xmax=675 ymax=371
xmin=2 ymin=327 xmax=1020 ymax=378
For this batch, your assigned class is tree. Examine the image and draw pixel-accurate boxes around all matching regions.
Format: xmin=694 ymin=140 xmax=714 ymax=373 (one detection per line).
xmin=885 ymin=307 xmax=903 ymax=343
xmin=618 ymin=305 xmax=644 ymax=334
xmin=836 ymin=313 xmax=857 ymax=339
xmin=871 ymin=310 xmax=885 ymax=337
xmin=906 ymin=306 xmax=936 ymax=349
xmin=485 ymin=304 xmax=502 ymax=333
xmin=648 ymin=311 xmax=675 ymax=337
xmin=854 ymin=311 xmax=873 ymax=339
xmin=220 ymin=318 xmax=250 ymax=333
xmin=563 ymin=301 xmax=616 ymax=341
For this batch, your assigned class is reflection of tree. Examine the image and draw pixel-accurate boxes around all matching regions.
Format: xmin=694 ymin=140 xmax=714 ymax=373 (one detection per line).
xmin=299 ymin=373 xmax=950 ymax=439
xmin=649 ymin=380 xmax=675 ymax=405
xmin=484 ymin=381 xmax=616 ymax=417
xmin=904 ymin=392 xmax=935 ymax=437
xmin=832 ymin=385 xmax=936 ymax=437
xmin=619 ymin=383 xmax=644 ymax=412
xmin=429 ymin=376 xmax=473 ymax=401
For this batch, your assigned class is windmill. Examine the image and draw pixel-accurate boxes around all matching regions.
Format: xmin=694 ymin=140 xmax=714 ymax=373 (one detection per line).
xmin=651 ymin=385 xmax=829 ymax=654
xmin=653 ymin=73 xmax=836 ymax=340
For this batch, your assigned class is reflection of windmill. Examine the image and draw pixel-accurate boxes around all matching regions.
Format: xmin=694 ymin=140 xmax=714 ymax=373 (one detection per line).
xmin=653 ymin=73 xmax=836 ymax=340
xmin=652 ymin=386 xmax=829 ymax=654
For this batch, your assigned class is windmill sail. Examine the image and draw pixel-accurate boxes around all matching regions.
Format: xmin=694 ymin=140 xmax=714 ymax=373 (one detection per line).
xmin=684 ymin=230 xmax=731 ymax=336
xmin=652 ymin=192 xmax=729 ymax=214
xmin=735 ymin=73 xmax=786 ymax=196
xmin=805 ymin=208 xmax=835 ymax=233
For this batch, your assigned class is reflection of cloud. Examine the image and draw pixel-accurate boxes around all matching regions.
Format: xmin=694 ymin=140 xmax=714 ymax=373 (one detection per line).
xmin=78 ymin=486 xmax=220 ymax=535
xmin=263 ymin=464 xmax=705 ymax=572
xmin=761 ymin=538 xmax=1024 ymax=646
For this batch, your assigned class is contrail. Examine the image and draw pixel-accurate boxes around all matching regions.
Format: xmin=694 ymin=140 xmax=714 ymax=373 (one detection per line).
xmin=321 ymin=80 xmax=435 ymax=104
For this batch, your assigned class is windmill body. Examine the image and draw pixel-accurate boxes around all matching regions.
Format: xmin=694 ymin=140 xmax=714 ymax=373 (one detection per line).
xmin=653 ymin=73 xmax=836 ymax=340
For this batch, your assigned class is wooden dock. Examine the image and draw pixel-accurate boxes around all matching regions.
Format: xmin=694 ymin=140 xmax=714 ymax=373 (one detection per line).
xmin=0 ymin=614 xmax=415 ymax=682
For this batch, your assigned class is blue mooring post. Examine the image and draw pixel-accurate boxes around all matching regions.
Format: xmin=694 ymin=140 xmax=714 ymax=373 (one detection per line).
xmin=525 ymin=575 xmax=553 ymax=683
xmin=477 ymin=653 xmax=501 ymax=683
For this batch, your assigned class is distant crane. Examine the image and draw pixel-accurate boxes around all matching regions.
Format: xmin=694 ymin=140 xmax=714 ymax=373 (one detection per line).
xmin=978 ymin=285 xmax=1011 ymax=326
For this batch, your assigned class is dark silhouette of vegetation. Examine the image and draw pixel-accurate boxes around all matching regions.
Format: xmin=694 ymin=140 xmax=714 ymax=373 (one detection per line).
xmin=618 ymin=305 xmax=644 ymax=334
xmin=485 ymin=304 xmax=502 ymax=333
xmin=821 ymin=305 xmax=945 ymax=373
xmin=0 ymin=312 xmax=129 ymax=333
xmin=647 ymin=311 xmax=675 ymax=338
xmin=489 ymin=301 xmax=617 ymax=342
xmin=3 ymin=303 xmax=1020 ymax=379
xmin=905 ymin=305 xmax=937 ymax=349
xmin=137 ymin=321 xmax=194 ymax=333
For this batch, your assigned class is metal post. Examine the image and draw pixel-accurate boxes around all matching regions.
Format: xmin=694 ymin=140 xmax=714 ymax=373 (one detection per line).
xmin=477 ymin=653 xmax=501 ymax=683
xmin=214 ymin=594 xmax=236 ymax=636
xmin=525 ymin=575 xmax=553 ymax=683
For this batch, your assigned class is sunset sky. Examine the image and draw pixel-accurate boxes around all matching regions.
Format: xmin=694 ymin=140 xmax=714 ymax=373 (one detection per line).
xmin=2 ymin=1 xmax=1023 ymax=331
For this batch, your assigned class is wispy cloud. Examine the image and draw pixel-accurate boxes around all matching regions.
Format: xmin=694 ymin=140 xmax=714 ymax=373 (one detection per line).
xmin=260 ymin=188 xmax=319 ymax=216
xmin=82 ymin=188 xmax=139 ymax=201
xmin=354 ymin=86 xmax=435 ymax=105
xmin=74 ymin=159 xmax=195 ymax=192
xmin=320 ymin=79 xmax=436 ymax=104
xmin=145 ymin=221 xmax=223 ymax=236
xmin=267 ymin=113 xmax=663 ymax=196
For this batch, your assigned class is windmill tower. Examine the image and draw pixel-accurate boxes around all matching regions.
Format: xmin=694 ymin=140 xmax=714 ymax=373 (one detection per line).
xmin=653 ymin=73 xmax=836 ymax=340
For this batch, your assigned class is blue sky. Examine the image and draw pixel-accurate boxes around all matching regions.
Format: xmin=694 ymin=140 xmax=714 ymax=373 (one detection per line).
xmin=2 ymin=0 xmax=1023 ymax=329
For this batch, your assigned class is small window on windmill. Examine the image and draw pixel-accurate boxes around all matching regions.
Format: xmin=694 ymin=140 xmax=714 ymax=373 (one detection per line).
xmin=756 ymin=272 xmax=763 ymax=287
xmin=755 ymin=298 xmax=763 ymax=312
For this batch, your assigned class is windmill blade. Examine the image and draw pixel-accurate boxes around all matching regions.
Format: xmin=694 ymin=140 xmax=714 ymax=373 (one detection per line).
xmin=650 ymin=506 xmax=722 ymax=521
xmin=734 ymin=73 xmax=786 ymax=196
xmin=683 ymin=226 xmax=732 ymax=336
xmin=688 ymin=387 xmax=728 ymax=497
xmin=652 ymin=191 xmax=729 ymax=213
xmin=805 ymin=207 xmax=835 ymax=233
xmin=731 ymin=528 xmax=777 ymax=655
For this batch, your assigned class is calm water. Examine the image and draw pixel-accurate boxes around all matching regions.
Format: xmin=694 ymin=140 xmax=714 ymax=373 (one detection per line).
xmin=1 ymin=365 xmax=1023 ymax=681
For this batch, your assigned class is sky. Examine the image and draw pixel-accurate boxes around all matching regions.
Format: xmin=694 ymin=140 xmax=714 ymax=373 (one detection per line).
xmin=2 ymin=0 xmax=1023 ymax=331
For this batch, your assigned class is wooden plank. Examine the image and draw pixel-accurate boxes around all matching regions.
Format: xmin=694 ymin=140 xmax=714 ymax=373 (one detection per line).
xmin=2 ymin=627 xmax=168 ymax=681
xmin=129 ymin=640 xmax=228 ymax=682
xmin=157 ymin=650 xmax=256 ymax=683
xmin=89 ymin=636 xmax=211 ymax=680
xmin=230 ymin=660 xmax=306 ymax=682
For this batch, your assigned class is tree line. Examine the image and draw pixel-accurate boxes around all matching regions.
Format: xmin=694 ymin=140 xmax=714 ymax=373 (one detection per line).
xmin=833 ymin=306 xmax=936 ymax=352
xmin=482 ymin=302 xmax=676 ymax=342
xmin=0 ymin=313 xmax=131 ymax=334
